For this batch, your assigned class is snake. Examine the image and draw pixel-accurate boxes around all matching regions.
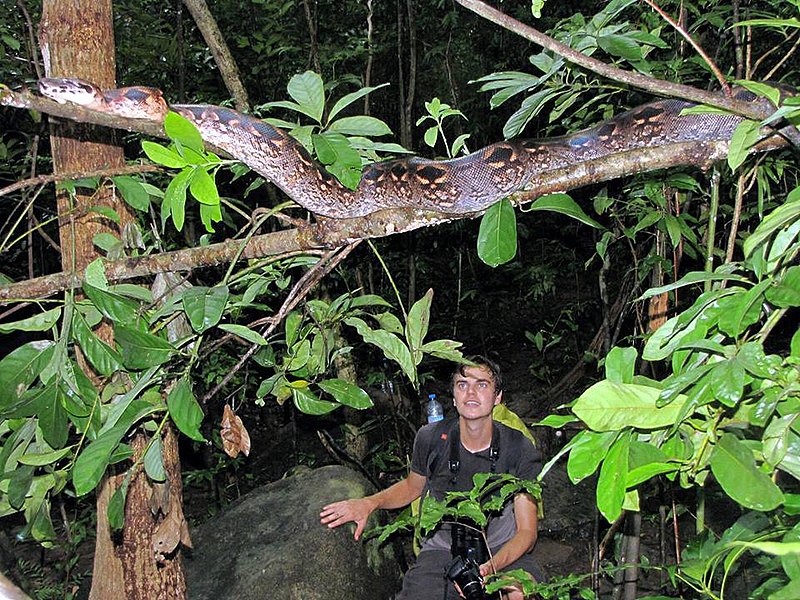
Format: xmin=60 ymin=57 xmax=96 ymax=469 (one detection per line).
xmin=37 ymin=77 xmax=782 ymax=219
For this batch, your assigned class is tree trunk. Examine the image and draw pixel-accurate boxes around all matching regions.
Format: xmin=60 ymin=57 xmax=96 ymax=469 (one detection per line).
xmin=38 ymin=2 xmax=187 ymax=597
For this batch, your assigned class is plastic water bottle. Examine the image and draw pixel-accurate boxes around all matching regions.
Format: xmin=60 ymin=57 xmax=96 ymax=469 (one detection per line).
xmin=426 ymin=393 xmax=443 ymax=423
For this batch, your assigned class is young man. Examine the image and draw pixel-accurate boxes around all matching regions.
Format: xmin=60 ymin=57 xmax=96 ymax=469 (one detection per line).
xmin=320 ymin=357 xmax=543 ymax=599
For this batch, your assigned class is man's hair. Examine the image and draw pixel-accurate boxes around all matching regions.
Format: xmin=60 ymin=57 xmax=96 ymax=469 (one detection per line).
xmin=451 ymin=355 xmax=503 ymax=395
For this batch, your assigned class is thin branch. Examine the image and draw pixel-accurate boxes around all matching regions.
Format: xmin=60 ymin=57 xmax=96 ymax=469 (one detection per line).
xmin=201 ymin=242 xmax=360 ymax=403
xmin=641 ymin=0 xmax=730 ymax=95
xmin=454 ymin=0 xmax=778 ymax=119
xmin=181 ymin=0 xmax=250 ymax=111
xmin=0 ymin=163 xmax=162 ymax=199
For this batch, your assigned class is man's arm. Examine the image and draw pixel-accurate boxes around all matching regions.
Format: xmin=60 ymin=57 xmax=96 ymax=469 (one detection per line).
xmin=479 ymin=493 xmax=538 ymax=577
xmin=320 ymin=471 xmax=427 ymax=540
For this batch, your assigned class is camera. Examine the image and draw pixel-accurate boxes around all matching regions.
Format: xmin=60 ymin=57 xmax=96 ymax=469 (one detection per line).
xmin=444 ymin=555 xmax=484 ymax=600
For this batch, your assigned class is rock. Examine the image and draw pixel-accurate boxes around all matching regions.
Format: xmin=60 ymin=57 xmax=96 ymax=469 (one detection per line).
xmin=185 ymin=465 xmax=401 ymax=600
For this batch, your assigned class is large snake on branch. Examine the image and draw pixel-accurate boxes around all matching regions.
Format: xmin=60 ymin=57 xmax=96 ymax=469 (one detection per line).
xmin=37 ymin=78 xmax=790 ymax=219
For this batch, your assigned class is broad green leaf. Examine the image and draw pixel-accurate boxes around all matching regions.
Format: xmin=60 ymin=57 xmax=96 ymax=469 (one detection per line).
xmin=164 ymin=111 xmax=205 ymax=153
xmin=728 ymin=120 xmax=760 ymax=171
xmin=143 ymin=435 xmax=166 ymax=482
xmin=182 ymin=285 xmax=229 ymax=333
xmin=286 ymin=338 xmax=311 ymax=372
xmin=597 ymin=431 xmax=630 ymax=522
xmin=167 ymin=378 xmax=205 ymax=442
xmin=328 ymin=82 xmax=390 ymax=121
xmin=113 ymin=175 xmax=151 ymax=211
xmin=88 ymin=204 xmax=121 ymax=224
xmin=107 ymin=476 xmax=130 ymax=531
xmin=18 ymin=446 xmax=73 ymax=466
xmin=573 ymin=381 xmax=684 ymax=431
xmin=164 ymin=167 xmax=192 ymax=231
xmin=604 ymin=346 xmax=637 ymax=383
xmin=477 ymin=199 xmax=517 ymax=267
xmin=218 ymin=323 xmax=268 ymax=346
xmin=0 ymin=307 xmax=60 ymax=333
xmin=93 ymin=232 xmax=122 ymax=254
xmin=767 ymin=265 xmax=800 ymax=307
xmin=73 ymin=311 xmax=123 ymax=376
xmin=318 ymin=379 xmax=373 ymax=409
xmin=708 ymin=360 xmax=745 ymax=406
xmin=287 ymin=70 xmax=325 ymax=123
xmin=82 ymin=283 xmax=139 ymax=324
xmin=0 ymin=341 xmax=56 ymax=411
xmin=36 ymin=383 xmax=68 ymax=449
xmin=710 ymin=433 xmax=783 ymax=511
xmin=598 ymin=33 xmax=643 ymax=61
xmin=285 ymin=311 xmax=302 ymax=347
xmin=189 ymin=168 xmax=220 ymax=206
xmin=406 ymin=289 xmax=433 ymax=361
xmin=566 ymin=430 xmax=616 ymax=483
xmin=328 ymin=116 xmax=392 ymax=137
xmin=743 ymin=191 xmax=800 ymax=260
xmin=346 ymin=317 xmax=416 ymax=384
xmin=73 ymin=425 xmax=128 ymax=496
xmin=420 ymin=339 xmax=464 ymax=362
xmin=114 ymin=325 xmax=174 ymax=370
xmin=717 ymin=280 xmax=770 ymax=337
xmin=199 ymin=194 xmax=221 ymax=232
xmin=764 ymin=414 xmax=797 ymax=466
xmin=142 ymin=141 xmax=187 ymax=168
xmin=292 ymin=386 xmax=338 ymax=415
xmin=527 ymin=193 xmax=604 ymax=229
xmin=312 ymin=131 xmax=362 ymax=190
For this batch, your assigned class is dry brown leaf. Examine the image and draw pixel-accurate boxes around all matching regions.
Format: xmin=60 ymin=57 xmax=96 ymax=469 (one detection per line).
xmin=220 ymin=404 xmax=251 ymax=458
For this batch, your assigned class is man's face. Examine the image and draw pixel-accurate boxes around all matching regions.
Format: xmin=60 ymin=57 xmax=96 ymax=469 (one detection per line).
xmin=452 ymin=365 xmax=502 ymax=420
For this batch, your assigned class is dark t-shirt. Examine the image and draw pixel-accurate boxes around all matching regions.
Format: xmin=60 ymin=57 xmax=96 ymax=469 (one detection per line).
xmin=410 ymin=417 xmax=542 ymax=550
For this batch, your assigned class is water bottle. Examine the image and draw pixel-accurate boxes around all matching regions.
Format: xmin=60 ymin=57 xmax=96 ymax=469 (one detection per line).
xmin=426 ymin=393 xmax=444 ymax=423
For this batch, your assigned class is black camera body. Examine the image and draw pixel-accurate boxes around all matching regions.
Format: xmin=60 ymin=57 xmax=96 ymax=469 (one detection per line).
xmin=444 ymin=554 xmax=484 ymax=600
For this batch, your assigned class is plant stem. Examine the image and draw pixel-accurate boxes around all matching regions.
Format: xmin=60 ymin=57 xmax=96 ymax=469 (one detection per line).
xmin=704 ymin=169 xmax=721 ymax=292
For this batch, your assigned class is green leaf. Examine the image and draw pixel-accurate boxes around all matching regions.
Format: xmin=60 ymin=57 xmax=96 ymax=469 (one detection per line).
xmin=73 ymin=311 xmax=123 ymax=377
xmin=218 ymin=323 xmax=268 ymax=346
xmin=164 ymin=167 xmax=192 ymax=231
xmin=604 ymin=346 xmax=637 ymax=383
xmin=18 ymin=446 xmax=73 ymax=467
xmin=113 ymin=176 xmax=151 ymax=211
xmin=326 ymin=83 xmax=390 ymax=121
xmin=420 ymin=339 xmax=464 ymax=362
xmin=312 ymin=131 xmax=362 ymax=190
xmin=82 ymin=282 xmax=139 ymax=324
xmin=710 ymin=433 xmax=783 ymax=511
xmin=73 ymin=425 xmax=128 ymax=496
xmin=107 ymin=476 xmax=130 ymax=531
xmin=767 ymin=265 xmax=800 ymax=307
xmin=708 ymin=360 xmax=745 ymax=406
xmin=596 ymin=431 xmax=630 ymax=522
xmin=292 ymin=386 xmax=339 ymax=415
xmin=143 ymin=435 xmax=166 ymax=482
xmin=0 ymin=307 xmax=61 ymax=333
xmin=182 ymin=285 xmax=229 ymax=333
xmin=287 ymin=70 xmax=325 ymax=123
xmin=198 ymin=202 xmax=221 ymax=232
xmin=727 ymin=119 xmax=760 ymax=171
xmin=328 ymin=116 xmax=392 ymax=137
xmin=189 ymin=168 xmax=220 ymax=206
xmin=167 ymin=378 xmax=205 ymax=442
xmin=477 ymin=199 xmax=517 ymax=267
xmin=0 ymin=341 xmax=56 ymax=411
xmin=527 ymin=193 xmax=604 ymax=229
xmin=318 ymin=379 xmax=373 ymax=409
xmin=165 ymin=111 xmax=204 ymax=153
xmin=142 ymin=141 xmax=187 ymax=169
xmin=406 ymin=289 xmax=433 ymax=362
xmin=345 ymin=317 xmax=416 ymax=385
xmin=36 ymin=383 xmax=68 ymax=449
xmin=566 ymin=430 xmax=616 ymax=483
xmin=573 ymin=381 xmax=684 ymax=431
xmin=114 ymin=325 xmax=174 ymax=370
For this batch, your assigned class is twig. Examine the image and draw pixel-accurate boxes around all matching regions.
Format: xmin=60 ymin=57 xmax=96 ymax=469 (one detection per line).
xmin=641 ymin=0 xmax=730 ymax=95
xmin=201 ymin=242 xmax=361 ymax=403
xmin=0 ymin=163 xmax=161 ymax=198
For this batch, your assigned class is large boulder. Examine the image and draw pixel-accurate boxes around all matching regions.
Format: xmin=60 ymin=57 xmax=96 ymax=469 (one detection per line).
xmin=185 ymin=465 xmax=401 ymax=600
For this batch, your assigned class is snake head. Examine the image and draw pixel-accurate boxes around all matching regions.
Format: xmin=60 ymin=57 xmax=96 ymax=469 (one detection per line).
xmin=38 ymin=77 xmax=103 ymax=107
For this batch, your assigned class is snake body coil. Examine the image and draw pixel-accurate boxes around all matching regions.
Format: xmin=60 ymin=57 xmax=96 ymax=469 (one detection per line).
xmin=38 ymin=78 xmax=771 ymax=219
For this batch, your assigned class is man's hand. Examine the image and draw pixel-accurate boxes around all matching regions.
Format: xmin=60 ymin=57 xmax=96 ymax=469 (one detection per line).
xmin=319 ymin=497 xmax=376 ymax=540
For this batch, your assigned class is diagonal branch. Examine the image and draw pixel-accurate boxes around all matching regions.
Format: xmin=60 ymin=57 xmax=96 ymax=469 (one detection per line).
xmin=454 ymin=0 xmax=778 ymax=120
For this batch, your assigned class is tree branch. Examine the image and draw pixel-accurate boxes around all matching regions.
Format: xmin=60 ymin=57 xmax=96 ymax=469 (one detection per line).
xmin=182 ymin=0 xmax=250 ymax=111
xmin=454 ymin=0 xmax=778 ymax=120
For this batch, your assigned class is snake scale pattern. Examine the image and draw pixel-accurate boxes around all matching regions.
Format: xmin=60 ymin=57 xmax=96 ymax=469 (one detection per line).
xmin=38 ymin=78 xmax=774 ymax=219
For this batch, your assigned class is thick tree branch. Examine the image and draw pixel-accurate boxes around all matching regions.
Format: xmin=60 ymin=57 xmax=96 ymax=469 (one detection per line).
xmin=455 ymin=0 xmax=779 ymax=120
xmin=1 ymin=131 xmax=791 ymax=302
